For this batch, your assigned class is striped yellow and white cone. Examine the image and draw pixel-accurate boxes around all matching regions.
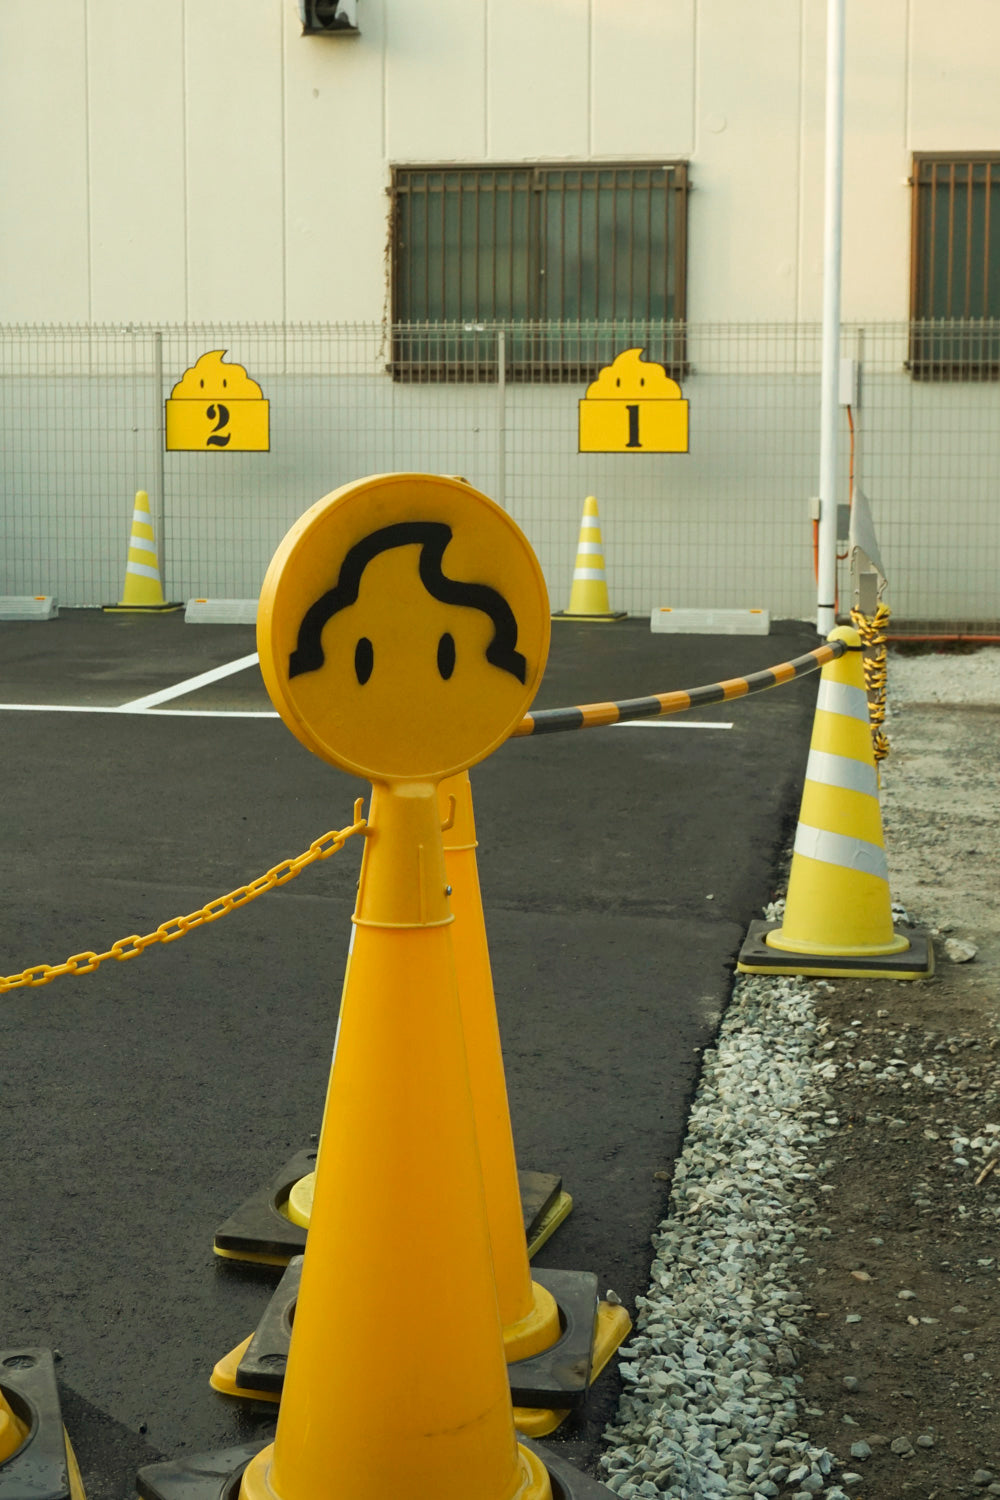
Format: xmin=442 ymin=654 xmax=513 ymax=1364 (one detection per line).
xmin=104 ymin=491 xmax=180 ymax=612
xmin=554 ymin=496 xmax=626 ymax=621
xmin=737 ymin=626 xmax=932 ymax=980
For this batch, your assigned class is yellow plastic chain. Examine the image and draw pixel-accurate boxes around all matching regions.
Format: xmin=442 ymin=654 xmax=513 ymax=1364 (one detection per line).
xmin=849 ymin=601 xmax=891 ymax=764
xmin=0 ymin=800 xmax=368 ymax=994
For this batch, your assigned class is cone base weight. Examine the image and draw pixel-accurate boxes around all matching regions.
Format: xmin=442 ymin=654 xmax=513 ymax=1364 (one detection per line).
xmin=523 ymin=1187 xmax=573 ymax=1256
xmin=102 ymin=603 xmax=183 ymax=613
xmin=138 ymin=1435 xmax=617 ymax=1500
xmin=212 ymin=1152 xmax=567 ymax=1266
xmin=209 ymin=1302 xmax=633 ymax=1434
xmin=551 ymin=611 xmax=627 ymax=623
xmin=737 ymin=920 xmax=934 ymax=980
xmin=212 ymin=1149 xmax=317 ymax=1266
xmin=0 ymin=1348 xmax=87 ymax=1500
xmin=210 ymin=1258 xmax=628 ymax=1414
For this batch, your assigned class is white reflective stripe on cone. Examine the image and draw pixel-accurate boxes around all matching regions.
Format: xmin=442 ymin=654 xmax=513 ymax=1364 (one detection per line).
xmin=572 ymin=568 xmax=605 ymax=581
xmin=129 ymin=535 xmax=158 ymax=554
xmin=805 ymin=748 xmax=879 ymax=798
xmin=793 ymin=822 xmax=889 ymax=881
xmin=126 ymin=561 xmax=162 ymax=580
xmin=575 ymin=542 xmax=604 ymax=554
xmin=817 ymin=679 xmax=870 ymax=722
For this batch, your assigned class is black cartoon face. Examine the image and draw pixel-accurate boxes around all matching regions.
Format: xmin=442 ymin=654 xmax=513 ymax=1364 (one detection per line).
xmin=279 ymin=520 xmax=534 ymax=781
xmin=257 ymin=475 xmax=550 ymax=782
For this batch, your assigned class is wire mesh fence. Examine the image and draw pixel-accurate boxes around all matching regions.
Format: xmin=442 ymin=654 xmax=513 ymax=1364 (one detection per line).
xmin=2 ymin=320 xmax=999 ymax=633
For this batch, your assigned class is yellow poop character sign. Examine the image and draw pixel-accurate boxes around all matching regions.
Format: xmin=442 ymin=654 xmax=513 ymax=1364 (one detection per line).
xmin=243 ymin=474 xmax=563 ymax=1500
xmin=258 ymin=473 xmax=549 ymax=783
xmin=165 ymin=350 xmax=270 ymax=452
xmin=578 ymin=347 xmax=689 ymax=454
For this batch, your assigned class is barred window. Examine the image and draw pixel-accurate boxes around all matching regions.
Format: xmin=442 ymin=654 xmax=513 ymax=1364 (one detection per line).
xmin=389 ymin=163 xmax=688 ymax=381
xmin=909 ymin=153 xmax=1000 ymax=378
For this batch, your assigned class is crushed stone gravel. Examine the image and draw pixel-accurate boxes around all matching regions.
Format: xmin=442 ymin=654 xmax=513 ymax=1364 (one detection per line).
xmin=597 ymin=647 xmax=1000 ymax=1499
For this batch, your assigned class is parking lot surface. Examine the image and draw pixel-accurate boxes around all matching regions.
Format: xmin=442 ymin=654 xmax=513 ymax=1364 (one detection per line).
xmin=0 ymin=609 xmax=822 ymax=1495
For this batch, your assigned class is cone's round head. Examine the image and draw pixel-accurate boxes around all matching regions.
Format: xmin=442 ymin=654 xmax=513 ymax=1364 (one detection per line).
xmin=257 ymin=474 xmax=550 ymax=782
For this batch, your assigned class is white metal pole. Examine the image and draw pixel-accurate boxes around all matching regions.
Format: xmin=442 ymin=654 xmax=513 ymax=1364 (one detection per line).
xmin=816 ymin=0 xmax=845 ymax=635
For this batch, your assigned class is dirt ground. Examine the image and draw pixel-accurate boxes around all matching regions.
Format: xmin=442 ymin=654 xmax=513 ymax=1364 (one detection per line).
xmin=786 ymin=645 xmax=1000 ymax=1499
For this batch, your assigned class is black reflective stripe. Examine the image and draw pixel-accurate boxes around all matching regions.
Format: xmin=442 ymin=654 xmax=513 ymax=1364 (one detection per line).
xmin=612 ymin=695 xmax=670 ymax=722
xmin=687 ymin=683 xmax=730 ymax=707
xmin=527 ymin=707 xmax=586 ymax=734
xmin=744 ymin=668 xmax=778 ymax=690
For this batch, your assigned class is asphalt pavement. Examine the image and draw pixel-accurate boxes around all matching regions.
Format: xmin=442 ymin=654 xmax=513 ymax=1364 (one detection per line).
xmin=0 ymin=609 xmax=823 ymax=1497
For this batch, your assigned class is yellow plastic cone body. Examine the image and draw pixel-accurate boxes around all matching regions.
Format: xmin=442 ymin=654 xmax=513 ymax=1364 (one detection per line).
xmin=565 ymin=496 xmax=615 ymax=616
xmin=766 ymin=626 xmax=909 ymax=958
xmin=116 ymin=491 xmax=168 ymax=607
xmin=439 ymin=771 xmax=561 ymax=1363
xmin=240 ymin=780 xmax=551 ymax=1500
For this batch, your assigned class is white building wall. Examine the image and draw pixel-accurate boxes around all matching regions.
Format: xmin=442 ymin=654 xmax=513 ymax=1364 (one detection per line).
xmin=6 ymin=0 xmax=1000 ymax=326
xmin=5 ymin=2 xmax=1000 ymax=625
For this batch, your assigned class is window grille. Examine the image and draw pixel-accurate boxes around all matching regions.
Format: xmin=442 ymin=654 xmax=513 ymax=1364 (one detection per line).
xmin=909 ymin=153 xmax=1000 ymax=378
xmin=389 ymin=163 xmax=688 ymax=380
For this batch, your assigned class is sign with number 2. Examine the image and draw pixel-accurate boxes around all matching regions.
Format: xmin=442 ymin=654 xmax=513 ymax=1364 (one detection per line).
xmin=165 ymin=350 xmax=270 ymax=452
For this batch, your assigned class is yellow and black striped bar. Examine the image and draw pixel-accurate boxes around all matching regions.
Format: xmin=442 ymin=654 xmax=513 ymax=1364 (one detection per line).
xmin=512 ymin=639 xmax=850 ymax=738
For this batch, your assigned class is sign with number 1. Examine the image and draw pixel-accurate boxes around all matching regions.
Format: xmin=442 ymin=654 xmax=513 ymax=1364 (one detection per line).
xmin=578 ymin=347 xmax=688 ymax=454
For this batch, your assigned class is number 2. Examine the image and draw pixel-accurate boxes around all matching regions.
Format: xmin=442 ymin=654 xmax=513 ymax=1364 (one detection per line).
xmin=206 ymin=403 xmax=231 ymax=448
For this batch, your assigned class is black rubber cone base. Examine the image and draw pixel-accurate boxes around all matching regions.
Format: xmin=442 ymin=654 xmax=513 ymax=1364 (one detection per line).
xmin=507 ymin=1268 xmax=600 ymax=1409
xmin=737 ymin=920 xmax=934 ymax=980
xmin=102 ymin=603 xmax=183 ymax=613
xmin=218 ymin=1258 xmax=604 ymax=1411
xmin=213 ymin=1150 xmax=316 ymax=1266
xmin=213 ymin=1149 xmax=567 ymax=1266
xmin=552 ymin=611 xmax=627 ymax=622
xmin=137 ymin=1434 xmax=614 ymax=1500
xmin=0 ymin=1348 xmax=85 ymax=1500
xmin=137 ymin=1442 xmax=268 ymax=1500
xmin=520 ymin=1435 xmax=617 ymax=1497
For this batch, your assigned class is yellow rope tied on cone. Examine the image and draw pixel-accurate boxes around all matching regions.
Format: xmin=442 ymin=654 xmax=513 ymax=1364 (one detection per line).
xmin=849 ymin=600 xmax=891 ymax=765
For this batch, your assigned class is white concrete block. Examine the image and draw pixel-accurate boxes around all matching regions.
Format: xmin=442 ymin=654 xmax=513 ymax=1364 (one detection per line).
xmin=650 ymin=607 xmax=770 ymax=635
xmin=0 ymin=596 xmax=58 ymax=620
xmin=185 ymin=598 xmax=259 ymax=625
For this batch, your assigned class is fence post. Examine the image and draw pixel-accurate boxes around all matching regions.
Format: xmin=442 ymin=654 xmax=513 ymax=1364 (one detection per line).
xmin=152 ymin=330 xmax=167 ymax=584
xmin=497 ymin=327 xmax=506 ymax=508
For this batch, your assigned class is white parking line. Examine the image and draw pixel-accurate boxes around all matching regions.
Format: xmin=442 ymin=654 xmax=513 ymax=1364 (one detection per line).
xmin=0 ymin=648 xmax=735 ymax=732
xmin=119 ymin=651 xmax=261 ymax=710
xmin=0 ymin=704 xmax=278 ymax=717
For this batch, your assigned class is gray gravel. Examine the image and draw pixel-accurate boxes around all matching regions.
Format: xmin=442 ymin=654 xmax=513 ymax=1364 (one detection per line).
xmin=599 ymin=962 xmax=841 ymax=1498
xmin=598 ymin=646 xmax=1000 ymax=1498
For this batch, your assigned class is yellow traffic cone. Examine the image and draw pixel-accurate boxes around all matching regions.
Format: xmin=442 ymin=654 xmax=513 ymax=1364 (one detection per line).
xmin=737 ymin=626 xmax=932 ymax=980
xmin=210 ymin=771 xmax=629 ymax=1433
xmin=439 ymin=772 xmax=631 ymax=1433
xmin=553 ymin=497 xmax=626 ymax=621
xmin=103 ymin=491 xmax=180 ymax=612
xmin=239 ymin=782 xmax=552 ymax=1500
xmin=145 ymin=472 xmax=616 ymax=1500
xmin=440 ymin=771 xmax=561 ymax=1365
